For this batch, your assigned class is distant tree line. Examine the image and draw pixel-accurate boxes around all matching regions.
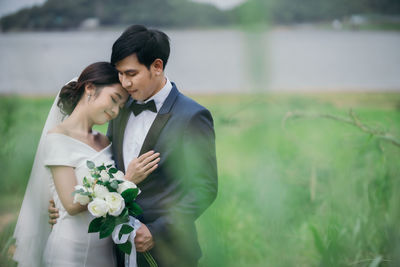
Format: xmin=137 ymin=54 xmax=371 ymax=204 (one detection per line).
xmin=265 ymin=0 xmax=400 ymax=24
xmin=0 ymin=0 xmax=231 ymax=31
xmin=1 ymin=0 xmax=399 ymax=31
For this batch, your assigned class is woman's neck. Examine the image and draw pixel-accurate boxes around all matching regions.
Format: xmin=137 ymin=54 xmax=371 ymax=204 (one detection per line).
xmin=62 ymin=104 xmax=94 ymax=137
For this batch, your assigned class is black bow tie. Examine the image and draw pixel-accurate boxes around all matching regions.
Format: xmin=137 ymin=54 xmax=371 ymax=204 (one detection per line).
xmin=130 ymin=100 xmax=157 ymax=116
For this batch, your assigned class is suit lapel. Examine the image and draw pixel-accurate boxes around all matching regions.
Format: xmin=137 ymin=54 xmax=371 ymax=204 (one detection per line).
xmin=116 ymin=97 xmax=134 ymax=171
xmin=138 ymin=84 xmax=179 ymax=156
xmin=139 ymin=113 xmax=171 ymax=156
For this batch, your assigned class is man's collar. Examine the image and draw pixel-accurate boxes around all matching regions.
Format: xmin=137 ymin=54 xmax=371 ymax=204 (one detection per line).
xmin=143 ymin=77 xmax=172 ymax=110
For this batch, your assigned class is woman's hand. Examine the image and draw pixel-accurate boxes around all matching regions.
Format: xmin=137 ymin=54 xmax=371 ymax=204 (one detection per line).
xmin=125 ymin=150 xmax=160 ymax=184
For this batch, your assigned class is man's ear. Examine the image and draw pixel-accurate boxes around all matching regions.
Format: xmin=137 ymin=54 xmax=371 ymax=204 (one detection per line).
xmin=151 ymin=59 xmax=164 ymax=76
xmin=84 ymin=82 xmax=96 ymax=96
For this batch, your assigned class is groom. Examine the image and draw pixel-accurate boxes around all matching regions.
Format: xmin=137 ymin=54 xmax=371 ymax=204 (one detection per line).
xmin=50 ymin=25 xmax=218 ymax=267
xmin=109 ymin=25 xmax=218 ymax=267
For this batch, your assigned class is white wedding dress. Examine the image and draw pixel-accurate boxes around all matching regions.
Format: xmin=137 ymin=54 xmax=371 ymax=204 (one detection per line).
xmin=13 ymin=91 xmax=139 ymax=267
xmin=42 ymin=133 xmax=116 ymax=267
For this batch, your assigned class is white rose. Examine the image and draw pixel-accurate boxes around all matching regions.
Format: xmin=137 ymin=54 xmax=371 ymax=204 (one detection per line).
xmin=99 ymin=170 xmax=110 ymax=182
xmin=88 ymin=198 xmax=109 ymax=217
xmin=74 ymin=194 xmax=90 ymax=205
xmin=117 ymin=180 xmax=138 ymax=194
xmin=74 ymin=185 xmax=90 ymax=205
xmin=114 ymin=170 xmax=125 ymax=180
xmin=73 ymin=185 xmax=90 ymax=205
xmin=105 ymin=193 xmax=125 ymax=216
xmin=94 ymin=184 xmax=109 ymax=199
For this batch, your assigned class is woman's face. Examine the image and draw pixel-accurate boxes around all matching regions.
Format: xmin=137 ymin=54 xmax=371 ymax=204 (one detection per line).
xmin=89 ymin=83 xmax=129 ymax=125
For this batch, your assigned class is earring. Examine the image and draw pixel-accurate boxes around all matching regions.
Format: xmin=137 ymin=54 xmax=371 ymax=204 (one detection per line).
xmin=87 ymin=94 xmax=91 ymax=101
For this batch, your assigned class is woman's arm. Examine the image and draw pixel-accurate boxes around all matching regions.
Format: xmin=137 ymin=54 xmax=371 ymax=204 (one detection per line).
xmin=49 ymin=166 xmax=87 ymax=216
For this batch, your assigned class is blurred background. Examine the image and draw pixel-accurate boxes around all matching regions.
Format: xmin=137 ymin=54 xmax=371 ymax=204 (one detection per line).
xmin=0 ymin=0 xmax=400 ymax=266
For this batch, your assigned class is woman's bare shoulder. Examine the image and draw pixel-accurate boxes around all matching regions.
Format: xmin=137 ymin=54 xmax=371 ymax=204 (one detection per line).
xmin=47 ymin=125 xmax=68 ymax=135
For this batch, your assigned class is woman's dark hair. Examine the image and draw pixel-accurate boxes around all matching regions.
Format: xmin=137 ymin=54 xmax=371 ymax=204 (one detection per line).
xmin=58 ymin=62 xmax=120 ymax=115
xmin=111 ymin=25 xmax=170 ymax=69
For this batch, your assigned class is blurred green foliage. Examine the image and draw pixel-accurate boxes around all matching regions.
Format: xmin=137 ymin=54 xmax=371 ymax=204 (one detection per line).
xmin=195 ymin=93 xmax=400 ymax=266
xmin=1 ymin=93 xmax=400 ymax=266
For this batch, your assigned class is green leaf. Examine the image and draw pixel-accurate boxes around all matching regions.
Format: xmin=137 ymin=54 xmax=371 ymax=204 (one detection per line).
xmin=116 ymin=207 xmax=129 ymax=221
xmin=97 ymin=180 xmax=105 ymax=186
xmin=93 ymin=173 xmax=101 ymax=178
xmin=106 ymin=164 xmax=113 ymax=168
xmin=104 ymin=180 xmax=116 ymax=192
xmin=97 ymin=165 xmax=106 ymax=171
xmin=121 ymin=188 xmax=139 ymax=203
xmin=83 ymin=177 xmax=91 ymax=187
xmin=115 ymin=213 xmax=129 ymax=225
xmin=72 ymin=188 xmax=84 ymax=196
xmin=88 ymin=217 xmax=104 ymax=233
xmin=118 ymin=224 xmax=134 ymax=239
xmin=109 ymin=167 xmax=118 ymax=174
xmin=86 ymin=160 xmax=95 ymax=169
xmin=117 ymin=240 xmax=132 ymax=255
xmin=309 ymin=225 xmax=325 ymax=255
xmin=368 ymin=255 xmax=382 ymax=267
xmin=106 ymin=185 xmax=117 ymax=193
xmin=110 ymin=180 xmax=119 ymax=189
xmin=99 ymin=216 xmax=116 ymax=239
xmin=120 ymin=208 xmax=128 ymax=217
xmin=130 ymin=202 xmax=143 ymax=215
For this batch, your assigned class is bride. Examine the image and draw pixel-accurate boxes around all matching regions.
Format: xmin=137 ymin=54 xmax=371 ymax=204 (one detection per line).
xmin=13 ymin=62 xmax=160 ymax=267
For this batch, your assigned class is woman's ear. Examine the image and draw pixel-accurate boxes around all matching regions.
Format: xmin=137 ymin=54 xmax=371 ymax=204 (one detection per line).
xmin=84 ymin=82 xmax=96 ymax=97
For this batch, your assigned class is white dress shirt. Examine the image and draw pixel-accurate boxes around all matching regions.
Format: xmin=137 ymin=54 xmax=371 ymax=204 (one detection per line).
xmin=122 ymin=78 xmax=172 ymax=171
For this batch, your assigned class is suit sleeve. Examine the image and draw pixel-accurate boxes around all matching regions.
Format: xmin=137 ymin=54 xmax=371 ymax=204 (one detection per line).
xmin=146 ymin=109 xmax=218 ymax=241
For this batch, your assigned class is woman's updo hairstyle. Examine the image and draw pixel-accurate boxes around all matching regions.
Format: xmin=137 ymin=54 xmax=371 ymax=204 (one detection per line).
xmin=58 ymin=62 xmax=120 ymax=115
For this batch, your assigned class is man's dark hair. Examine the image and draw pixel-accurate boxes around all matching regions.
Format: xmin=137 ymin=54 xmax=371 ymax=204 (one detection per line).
xmin=111 ymin=25 xmax=170 ymax=70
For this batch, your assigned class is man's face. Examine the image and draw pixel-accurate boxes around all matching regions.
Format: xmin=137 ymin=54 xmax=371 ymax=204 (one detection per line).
xmin=115 ymin=54 xmax=158 ymax=101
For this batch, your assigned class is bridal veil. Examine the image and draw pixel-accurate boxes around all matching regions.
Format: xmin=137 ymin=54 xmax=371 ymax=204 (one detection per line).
xmin=13 ymin=91 xmax=66 ymax=267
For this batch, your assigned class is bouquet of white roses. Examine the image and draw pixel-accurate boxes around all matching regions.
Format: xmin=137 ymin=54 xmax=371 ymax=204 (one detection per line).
xmin=73 ymin=160 xmax=142 ymax=254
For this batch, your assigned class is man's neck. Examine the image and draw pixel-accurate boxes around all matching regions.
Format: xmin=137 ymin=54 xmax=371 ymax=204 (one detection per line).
xmin=145 ymin=76 xmax=167 ymax=101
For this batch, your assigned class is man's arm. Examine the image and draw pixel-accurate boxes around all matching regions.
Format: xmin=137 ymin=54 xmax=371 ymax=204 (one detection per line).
xmin=48 ymin=199 xmax=59 ymax=225
xmin=146 ymin=109 xmax=218 ymax=242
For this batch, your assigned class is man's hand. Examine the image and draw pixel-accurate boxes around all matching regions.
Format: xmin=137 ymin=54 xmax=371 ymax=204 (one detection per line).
xmin=48 ymin=199 xmax=59 ymax=226
xmin=134 ymin=224 xmax=154 ymax=252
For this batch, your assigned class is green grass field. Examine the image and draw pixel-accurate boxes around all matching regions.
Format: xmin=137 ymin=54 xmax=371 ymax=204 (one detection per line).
xmin=1 ymin=93 xmax=399 ymax=266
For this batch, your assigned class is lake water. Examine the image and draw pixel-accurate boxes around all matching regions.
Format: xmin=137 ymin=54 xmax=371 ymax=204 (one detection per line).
xmin=1 ymin=28 xmax=399 ymax=94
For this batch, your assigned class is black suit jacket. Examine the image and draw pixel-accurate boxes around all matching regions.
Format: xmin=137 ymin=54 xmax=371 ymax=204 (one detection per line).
xmin=107 ymin=83 xmax=218 ymax=266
